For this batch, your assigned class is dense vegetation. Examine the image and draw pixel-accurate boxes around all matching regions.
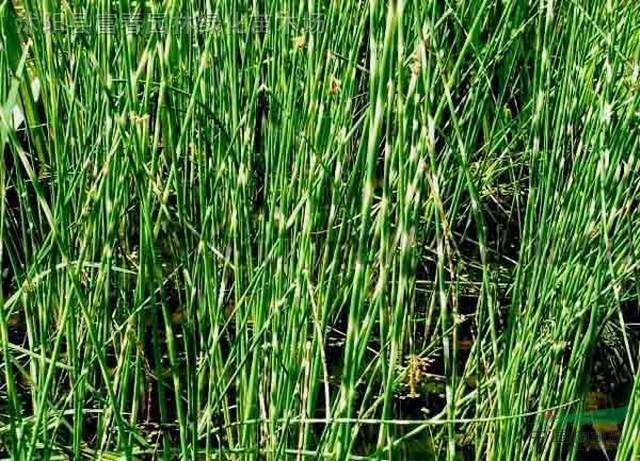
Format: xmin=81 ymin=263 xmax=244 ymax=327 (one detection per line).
xmin=1 ymin=0 xmax=640 ymax=459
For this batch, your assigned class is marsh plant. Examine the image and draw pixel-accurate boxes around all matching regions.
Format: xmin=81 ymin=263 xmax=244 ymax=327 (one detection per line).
xmin=1 ymin=1 xmax=640 ymax=460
